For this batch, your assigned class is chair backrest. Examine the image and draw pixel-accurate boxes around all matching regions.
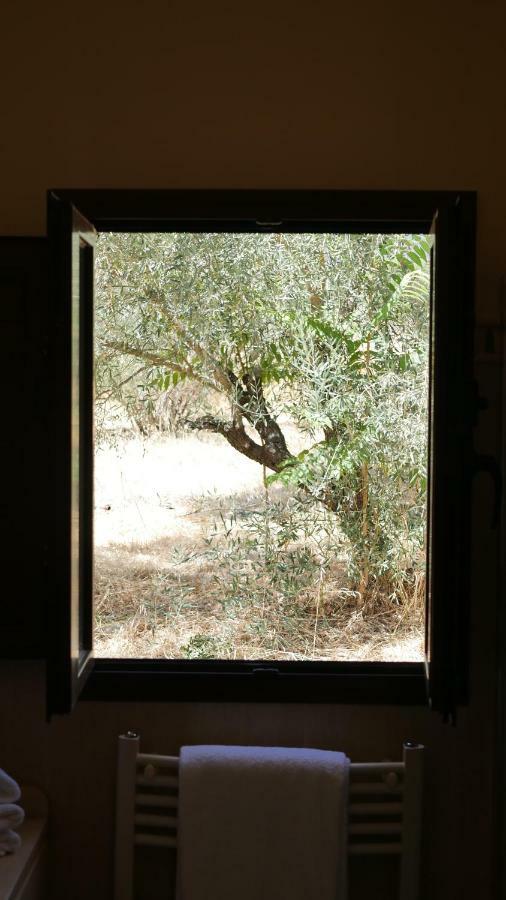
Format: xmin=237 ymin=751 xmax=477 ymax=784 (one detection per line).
xmin=114 ymin=733 xmax=423 ymax=900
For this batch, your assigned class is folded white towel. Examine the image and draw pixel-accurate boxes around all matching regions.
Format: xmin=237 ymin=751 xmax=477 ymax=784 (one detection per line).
xmin=176 ymin=745 xmax=350 ymax=900
xmin=0 ymin=770 xmax=20 ymax=804
xmin=0 ymin=804 xmax=24 ymax=830
xmin=0 ymin=830 xmax=21 ymax=857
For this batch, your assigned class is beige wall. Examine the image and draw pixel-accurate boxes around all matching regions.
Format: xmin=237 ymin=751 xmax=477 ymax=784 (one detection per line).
xmin=1 ymin=0 xmax=504 ymax=897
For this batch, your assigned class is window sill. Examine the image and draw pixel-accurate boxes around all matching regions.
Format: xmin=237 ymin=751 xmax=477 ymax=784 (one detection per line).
xmin=81 ymin=659 xmax=427 ymax=704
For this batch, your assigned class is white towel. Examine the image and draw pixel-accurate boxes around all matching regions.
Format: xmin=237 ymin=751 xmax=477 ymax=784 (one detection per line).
xmin=0 ymin=804 xmax=24 ymax=830
xmin=0 ymin=770 xmax=20 ymax=804
xmin=0 ymin=830 xmax=21 ymax=857
xmin=176 ymin=745 xmax=349 ymax=900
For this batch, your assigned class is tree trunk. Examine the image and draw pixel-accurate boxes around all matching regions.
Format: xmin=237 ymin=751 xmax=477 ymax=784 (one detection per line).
xmin=185 ymin=414 xmax=292 ymax=472
xmin=185 ymin=369 xmax=350 ymax=514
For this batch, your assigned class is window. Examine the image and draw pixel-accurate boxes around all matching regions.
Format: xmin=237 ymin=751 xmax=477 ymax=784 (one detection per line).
xmin=47 ymin=190 xmax=476 ymax=716
xmin=93 ymin=229 xmax=430 ymax=665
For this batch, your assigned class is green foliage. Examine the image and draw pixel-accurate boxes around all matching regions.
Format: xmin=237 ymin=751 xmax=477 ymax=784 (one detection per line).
xmin=95 ymin=230 xmax=429 ymax=600
xmin=180 ymin=634 xmax=221 ymax=659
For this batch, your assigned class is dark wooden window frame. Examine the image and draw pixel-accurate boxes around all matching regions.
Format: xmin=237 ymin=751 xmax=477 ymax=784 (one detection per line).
xmin=47 ymin=189 xmax=477 ymax=716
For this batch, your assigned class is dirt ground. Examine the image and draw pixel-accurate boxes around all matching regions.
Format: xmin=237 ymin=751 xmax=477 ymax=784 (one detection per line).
xmin=94 ymin=431 xmax=424 ymax=661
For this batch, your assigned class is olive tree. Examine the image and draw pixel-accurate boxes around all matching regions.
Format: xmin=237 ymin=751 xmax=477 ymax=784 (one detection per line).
xmin=95 ymin=230 xmax=429 ymax=597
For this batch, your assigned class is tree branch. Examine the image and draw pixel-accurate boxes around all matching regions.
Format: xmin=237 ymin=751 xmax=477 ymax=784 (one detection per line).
xmin=228 ymin=369 xmax=292 ymax=468
xmin=185 ymin=414 xmax=342 ymax=513
xmin=102 ymin=340 xmax=217 ymax=391
xmin=185 ymin=415 xmax=293 ymax=472
xmin=144 ymin=292 xmax=233 ymax=393
xmin=95 ymin=364 xmax=148 ymax=401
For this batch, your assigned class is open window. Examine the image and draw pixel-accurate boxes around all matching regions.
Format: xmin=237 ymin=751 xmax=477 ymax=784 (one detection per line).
xmin=47 ymin=190 xmax=476 ymax=717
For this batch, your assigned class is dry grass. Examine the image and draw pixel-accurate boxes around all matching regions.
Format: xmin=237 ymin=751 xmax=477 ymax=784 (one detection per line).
xmin=94 ymin=432 xmax=424 ymax=661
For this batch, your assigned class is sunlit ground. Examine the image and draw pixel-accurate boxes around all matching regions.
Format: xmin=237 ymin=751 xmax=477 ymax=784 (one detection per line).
xmin=94 ymin=430 xmax=424 ymax=662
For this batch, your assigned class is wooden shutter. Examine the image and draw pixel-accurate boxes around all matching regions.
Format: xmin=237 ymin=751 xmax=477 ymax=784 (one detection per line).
xmin=47 ymin=193 xmax=96 ymax=715
xmin=424 ymin=195 xmax=476 ymax=720
xmin=0 ymin=239 xmax=48 ymax=658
